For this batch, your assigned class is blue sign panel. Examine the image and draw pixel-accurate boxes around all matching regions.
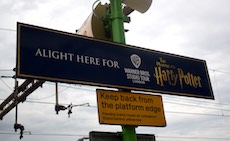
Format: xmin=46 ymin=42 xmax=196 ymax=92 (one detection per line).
xmin=16 ymin=23 xmax=214 ymax=99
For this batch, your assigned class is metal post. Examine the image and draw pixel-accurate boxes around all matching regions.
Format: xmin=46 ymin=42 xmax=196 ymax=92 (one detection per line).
xmin=14 ymin=80 xmax=18 ymax=131
xmin=55 ymin=82 xmax=59 ymax=114
xmin=122 ymin=125 xmax=137 ymax=141
xmin=109 ymin=1 xmax=137 ymax=141
xmin=110 ymin=0 xmax=125 ymax=43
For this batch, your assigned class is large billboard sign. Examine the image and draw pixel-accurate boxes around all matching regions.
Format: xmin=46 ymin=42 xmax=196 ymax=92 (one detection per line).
xmin=16 ymin=23 xmax=214 ymax=99
xmin=96 ymin=89 xmax=166 ymax=126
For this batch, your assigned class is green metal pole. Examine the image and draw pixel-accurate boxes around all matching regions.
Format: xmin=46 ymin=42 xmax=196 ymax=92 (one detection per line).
xmin=122 ymin=125 xmax=137 ymax=141
xmin=110 ymin=0 xmax=125 ymax=43
xmin=109 ymin=1 xmax=137 ymax=141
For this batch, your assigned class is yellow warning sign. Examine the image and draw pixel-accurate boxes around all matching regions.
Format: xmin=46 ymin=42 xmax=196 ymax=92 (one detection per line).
xmin=96 ymin=89 xmax=166 ymax=127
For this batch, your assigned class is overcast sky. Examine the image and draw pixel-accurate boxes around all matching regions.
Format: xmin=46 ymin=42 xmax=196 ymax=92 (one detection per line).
xmin=0 ymin=0 xmax=230 ymax=141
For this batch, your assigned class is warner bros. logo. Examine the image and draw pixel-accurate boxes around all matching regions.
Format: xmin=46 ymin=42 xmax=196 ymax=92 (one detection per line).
xmin=130 ymin=54 xmax=141 ymax=68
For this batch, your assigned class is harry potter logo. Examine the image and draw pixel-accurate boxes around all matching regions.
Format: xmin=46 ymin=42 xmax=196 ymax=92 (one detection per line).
xmin=153 ymin=58 xmax=202 ymax=89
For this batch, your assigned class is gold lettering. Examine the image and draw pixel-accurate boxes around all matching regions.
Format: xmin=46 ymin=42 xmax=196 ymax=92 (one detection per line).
xmin=178 ymin=68 xmax=202 ymax=89
xmin=154 ymin=67 xmax=178 ymax=87
xmin=154 ymin=58 xmax=202 ymax=90
xmin=154 ymin=67 xmax=164 ymax=86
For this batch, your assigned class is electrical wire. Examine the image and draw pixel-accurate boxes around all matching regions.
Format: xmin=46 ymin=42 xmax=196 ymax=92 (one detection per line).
xmin=165 ymin=110 xmax=229 ymax=117
xmin=27 ymin=85 xmax=72 ymax=100
xmin=156 ymin=135 xmax=230 ymax=140
xmin=1 ymin=98 xmax=230 ymax=118
xmin=0 ymin=28 xmax=16 ymax=32
xmin=31 ymin=82 xmax=230 ymax=112
xmin=163 ymin=95 xmax=230 ymax=109
xmin=0 ymin=78 xmax=13 ymax=91
xmin=0 ymin=132 xmax=86 ymax=137
xmin=1 ymin=132 xmax=230 ymax=140
xmin=27 ymin=94 xmax=55 ymax=100
xmin=163 ymin=100 xmax=230 ymax=112
xmin=46 ymin=82 xmax=96 ymax=93
xmin=212 ymin=68 xmax=225 ymax=116
xmin=0 ymin=69 xmax=14 ymax=71
xmin=209 ymin=68 xmax=230 ymax=75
